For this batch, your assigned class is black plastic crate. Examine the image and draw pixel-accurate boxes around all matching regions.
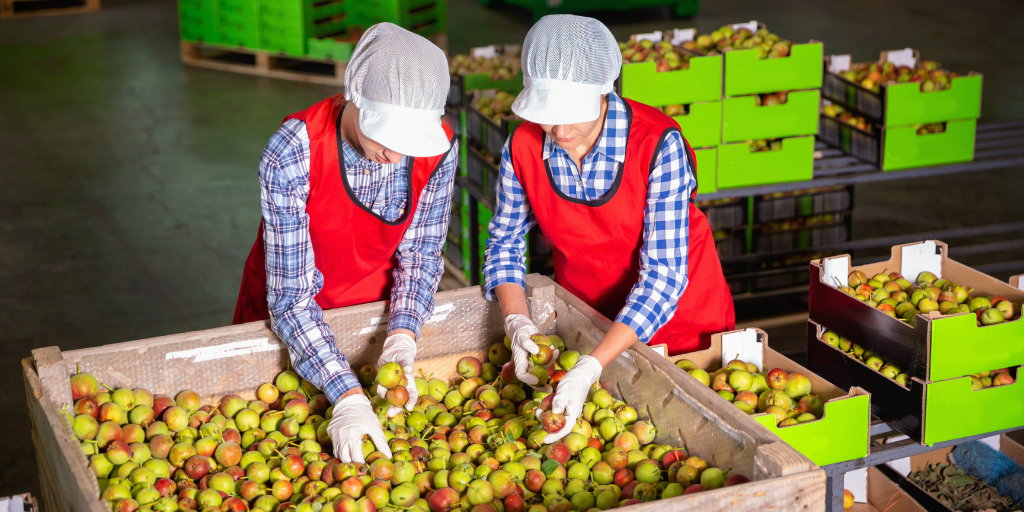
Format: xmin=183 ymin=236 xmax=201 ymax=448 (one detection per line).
xmin=818 ymin=116 xmax=881 ymax=166
xmin=703 ymin=203 xmax=746 ymax=231
xmin=444 ymin=105 xmax=462 ymax=140
xmin=754 ymin=223 xmax=850 ymax=254
xmin=466 ymin=144 xmax=500 ymax=205
xmin=755 ymin=186 xmax=853 ymax=223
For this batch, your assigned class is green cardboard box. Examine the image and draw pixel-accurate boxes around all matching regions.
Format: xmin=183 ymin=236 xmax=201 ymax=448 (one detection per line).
xmin=724 ymin=42 xmax=823 ymax=97
xmin=693 ymin=147 xmax=717 ymax=195
xmin=717 ymin=135 xmax=814 ymax=189
xmin=671 ymin=100 xmax=720 ymax=148
xmin=620 ymin=54 xmax=723 ymax=106
xmin=810 ymin=241 xmax=1024 ymax=384
xmin=881 ymin=119 xmax=975 ymax=171
xmin=722 ymin=89 xmax=819 ymax=143
xmin=346 ymin=0 xmax=446 ymax=36
xmin=656 ymin=327 xmax=871 ymax=466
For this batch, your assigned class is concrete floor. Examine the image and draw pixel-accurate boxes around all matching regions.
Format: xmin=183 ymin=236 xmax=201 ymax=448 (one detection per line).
xmin=2 ymin=0 xmax=1024 ymax=498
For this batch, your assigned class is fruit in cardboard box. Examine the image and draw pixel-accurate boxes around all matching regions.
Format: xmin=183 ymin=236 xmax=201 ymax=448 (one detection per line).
xmin=821 ymin=102 xmax=872 ymax=133
xmin=685 ymin=26 xmax=792 ymax=59
xmin=619 ymin=39 xmax=693 ymax=71
xmin=471 ymin=90 xmax=520 ymax=124
xmin=839 ymin=58 xmax=959 ymax=94
xmin=449 ymin=51 xmax=520 ymax=81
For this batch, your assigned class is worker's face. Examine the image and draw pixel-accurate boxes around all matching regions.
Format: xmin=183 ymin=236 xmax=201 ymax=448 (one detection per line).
xmin=355 ymin=123 xmax=404 ymax=164
xmin=539 ymin=116 xmax=604 ymax=153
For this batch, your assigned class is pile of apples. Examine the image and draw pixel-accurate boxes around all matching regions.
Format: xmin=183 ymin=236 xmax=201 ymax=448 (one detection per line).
xmin=761 ymin=213 xmax=843 ymax=233
xmin=840 ymin=270 xmax=1019 ymax=326
xmin=682 ymin=26 xmax=793 ymax=59
xmin=65 ymin=334 xmax=746 ymax=512
xmin=745 ymin=139 xmax=783 ymax=152
xmin=820 ymin=330 xmax=1016 ymax=390
xmin=471 ymin=91 xmax=519 ymax=124
xmin=914 ymin=122 xmax=947 ymax=135
xmin=821 ymin=103 xmax=871 ymax=133
xmin=449 ymin=54 xmax=520 ymax=81
xmin=674 ymin=360 xmax=825 ymax=427
xmin=838 ymin=60 xmax=958 ymax=94
xmin=619 ymin=40 xmax=692 ymax=72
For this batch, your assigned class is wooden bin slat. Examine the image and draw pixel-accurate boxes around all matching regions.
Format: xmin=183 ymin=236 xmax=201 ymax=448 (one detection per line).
xmin=26 ymin=275 xmax=824 ymax=511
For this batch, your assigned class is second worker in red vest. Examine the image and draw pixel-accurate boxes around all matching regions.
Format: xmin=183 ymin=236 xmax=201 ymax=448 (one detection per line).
xmin=484 ymin=15 xmax=736 ymax=443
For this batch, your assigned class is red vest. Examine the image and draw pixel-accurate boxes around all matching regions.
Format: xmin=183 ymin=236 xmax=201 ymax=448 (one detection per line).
xmin=232 ymin=96 xmax=455 ymax=324
xmin=509 ymin=99 xmax=734 ymax=354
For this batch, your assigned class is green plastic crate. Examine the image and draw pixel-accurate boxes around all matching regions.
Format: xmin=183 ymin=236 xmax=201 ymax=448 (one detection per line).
xmin=261 ymin=32 xmax=306 ymax=56
xmin=693 ymin=147 xmax=717 ymax=195
xmin=179 ymin=0 xmax=220 ymax=42
xmin=717 ymin=135 xmax=814 ymax=189
xmin=491 ymin=0 xmax=698 ymax=21
xmin=219 ymin=30 xmax=262 ymax=49
xmin=671 ymin=100 xmax=720 ymax=149
xmin=308 ymin=36 xmax=356 ymax=61
xmin=347 ymin=0 xmax=446 ymax=36
xmin=620 ymin=54 xmax=722 ymax=106
xmin=722 ymin=89 xmax=819 ymax=143
xmin=883 ymin=75 xmax=982 ymax=127
xmin=724 ymin=42 xmax=823 ymax=97
xmin=924 ymin=375 xmax=1024 ymax=445
xmin=219 ymin=0 xmax=259 ymax=18
xmin=882 ymin=119 xmax=975 ymax=171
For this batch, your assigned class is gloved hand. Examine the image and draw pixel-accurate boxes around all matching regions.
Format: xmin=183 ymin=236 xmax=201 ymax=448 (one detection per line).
xmin=505 ymin=314 xmax=541 ymax=386
xmin=326 ymin=393 xmax=392 ymax=463
xmin=536 ymin=355 xmax=603 ymax=444
xmin=376 ymin=333 xmax=418 ymax=417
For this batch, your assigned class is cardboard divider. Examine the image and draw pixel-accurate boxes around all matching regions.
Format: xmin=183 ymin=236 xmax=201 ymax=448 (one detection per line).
xmin=809 ymin=240 xmax=1024 ymax=383
xmin=655 ymin=327 xmax=871 ymax=466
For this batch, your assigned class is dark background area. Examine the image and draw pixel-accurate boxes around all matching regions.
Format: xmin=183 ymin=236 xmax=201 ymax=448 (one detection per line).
xmin=2 ymin=0 xmax=1023 ymax=498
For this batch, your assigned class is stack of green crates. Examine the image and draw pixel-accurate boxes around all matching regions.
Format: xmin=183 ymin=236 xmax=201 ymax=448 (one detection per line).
xmin=219 ymin=0 xmax=262 ymax=49
xmin=347 ymin=0 xmax=446 ymax=37
xmin=262 ymin=0 xmax=347 ymax=57
xmin=179 ymin=0 xmax=220 ymax=44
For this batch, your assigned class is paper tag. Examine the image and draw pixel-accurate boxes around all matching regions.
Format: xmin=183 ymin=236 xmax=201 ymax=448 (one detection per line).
xmin=844 ymin=468 xmax=867 ymax=503
xmin=980 ymin=435 xmax=1001 ymax=451
xmin=670 ymin=28 xmax=695 ymax=45
xmin=828 ymin=55 xmax=851 ymax=74
xmin=1017 ymin=277 xmax=1024 ymax=292
xmin=900 ymin=241 xmax=942 ymax=282
xmin=471 ymin=45 xmax=497 ymax=59
xmin=721 ymin=329 xmax=764 ymax=372
xmin=885 ymin=435 xmax=912 ymax=476
xmin=731 ymin=20 xmax=758 ymax=33
xmin=634 ymin=31 xmax=662 ymax=44
xmin=650 ymin=345 xmax=667 ymax=358
xmin=886 ymin=48 xmax=916 ymax=68
xmin=822 ymin=255 xmax=850 ymax=290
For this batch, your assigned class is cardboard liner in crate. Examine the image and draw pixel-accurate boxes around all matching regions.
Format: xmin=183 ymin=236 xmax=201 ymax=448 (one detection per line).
xmin=809 ymin=240 xmax=1024 ymax=383
xmin=806 ymin=319 xmax=1024 ymax=445
xmin=25 ymin=276 xmax=824 ymax=512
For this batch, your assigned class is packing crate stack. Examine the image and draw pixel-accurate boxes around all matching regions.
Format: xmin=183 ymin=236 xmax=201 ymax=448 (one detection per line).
xmin=806 ymin=240 xmax=1024 ymax=445
xmin=820 ymin=48 xmax=982 ymax=171
xmin=178 ymin=0 xmax=446 ymax=82
xmin=477 ymin=0 xmax=698 ymax=22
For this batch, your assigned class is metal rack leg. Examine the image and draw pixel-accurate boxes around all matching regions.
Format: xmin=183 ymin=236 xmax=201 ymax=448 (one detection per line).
xmin=826 ymin=473 xmax=844 ymax=512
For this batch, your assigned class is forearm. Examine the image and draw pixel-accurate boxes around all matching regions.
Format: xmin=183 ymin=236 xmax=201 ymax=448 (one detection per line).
xmin=494 ymin=282 xmax=530 ymax=318
xmin=588 ymin=322 xmax=639 ymax=367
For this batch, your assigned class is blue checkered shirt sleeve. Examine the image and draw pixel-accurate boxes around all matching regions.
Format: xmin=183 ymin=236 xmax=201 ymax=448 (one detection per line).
xmin=615 ymin=130 xmax=694 ymax=342
xmin=260 ymin=118 xmax=360 ymax=404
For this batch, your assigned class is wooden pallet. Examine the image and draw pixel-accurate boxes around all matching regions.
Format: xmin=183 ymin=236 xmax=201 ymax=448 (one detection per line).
xmin=180 ymin=33 xmax=447 ymax=86
xmin=0 ymin=0 xmax=99 ymax=19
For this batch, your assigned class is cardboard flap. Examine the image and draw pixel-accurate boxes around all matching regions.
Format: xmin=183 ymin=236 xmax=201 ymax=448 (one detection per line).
xmin=670 ymin=28 xmax=695 ymax=45
xmin=634 ymin=31 xmax=662 ymax=43
xmin=828 ymin=54 xmax=851 ymax=74
xmin=822 ymin=255 xmax=850 ymax=289
xmin=883 ymin=48 xmax=917 ymax=68
xmin=731 ymin=20 xmax=758 ymax=33
xmin=721 ymin=328 xmax=764 ymax=371
xmin=900 ymin=241 xmax=942 ymax=281
xmin=1012 ymin=275 xmax=1023 ymax=291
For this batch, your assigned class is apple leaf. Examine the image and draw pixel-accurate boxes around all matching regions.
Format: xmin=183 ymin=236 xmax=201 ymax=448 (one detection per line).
xmin=541 ymin=459 xmax=560 ymax=476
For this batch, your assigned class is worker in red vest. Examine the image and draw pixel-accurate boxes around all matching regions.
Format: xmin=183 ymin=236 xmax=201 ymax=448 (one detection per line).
xmin=232 ymin=23 xmax=458 ymax=462
xmin=485 ymin=15 xmax=735 ymax=443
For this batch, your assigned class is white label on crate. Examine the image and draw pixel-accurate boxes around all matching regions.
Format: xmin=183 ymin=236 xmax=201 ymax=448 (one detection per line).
xmin=634 ymin=31 xmax=662 ymax=44
xmin=981 ymin=435 xmax=1001 ymax=451
xmin=901 ymin=241 xmax=942 ymax=282
xmin=359 ymin=316 xmax=389 ymax=335
xmin=844 ymin=468 xmax=868 ymax=503
xmin=1018 ymin=278 xmax=1024 ymax=292
xmin=731 ymin=20 xmax=758 ymax=33
xmin=886 ymin=48 xmax=917 ymax=69
xmin=721 ymin=328 xmax=763 ymax=371
xmin=425 ymin=303 xmax=457 ymax=324
xmin=886 ymin=435 xmax=913 ymax=476
xmin=828 ymin=55 xmax=851 ymax=74
xmin=471 ymin=45 xmax=498 ymax=59
xmin=822 ymin=255 xmax=850 ymax=290
xmin=650 ymin=345 xmax=667 ymax=358
xmin=670 ymin=28 xmax=695 ymax=45
xmin=165 ymin=338 xmax=280 ymax=363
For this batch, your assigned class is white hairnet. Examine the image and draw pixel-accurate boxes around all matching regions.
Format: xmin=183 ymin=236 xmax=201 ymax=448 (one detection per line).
xmin=344 ymin=23 xmax=452 ymax=157
xmin=511 ymin=15 xmax=622 ymax=125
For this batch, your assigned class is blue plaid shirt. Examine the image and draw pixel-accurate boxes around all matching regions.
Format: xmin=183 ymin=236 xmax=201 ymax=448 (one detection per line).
xmin=483 ymin=93 xmax=694 ymax=343
xmin=260 ymin=118 xmax=458 ymax=403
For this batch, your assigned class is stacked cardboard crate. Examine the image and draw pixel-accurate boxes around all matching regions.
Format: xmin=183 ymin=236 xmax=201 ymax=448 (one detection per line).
xmin=261 ymin=0 xmax=347 ymax=57
xmin=806 ymin=241 xmax=1024 ymax=445
xmin=179 ymin=0 xmax=220 ymax=44
xmin=218 ymin=0 xmax=261 ymax=48
xmin=347 ymin=0 xmax=446 ymax=37
xmin=821 ymin=49 xmax=982 ymax=171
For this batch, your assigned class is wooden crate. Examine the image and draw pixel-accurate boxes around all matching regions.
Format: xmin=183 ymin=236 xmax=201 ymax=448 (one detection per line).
xmin=23 ymin=274 xmax=825 ymax=512
xmin=0 ymin=0 xmax=98 ymax=19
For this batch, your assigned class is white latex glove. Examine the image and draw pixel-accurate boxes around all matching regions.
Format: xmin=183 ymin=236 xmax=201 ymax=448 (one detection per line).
xmin=536 ymin=355 xmax=603 ymax=444
xmin=326 ymin=394 xmax=392 ymax=464
xmin=505 ymin=314 xmax=540 ymax=386
xmin=376 ymin=333 xmax=418 ymax=417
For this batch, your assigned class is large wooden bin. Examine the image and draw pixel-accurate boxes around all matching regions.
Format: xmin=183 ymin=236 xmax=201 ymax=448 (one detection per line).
xmin=23 ymin=275 xmax=825 ymax=512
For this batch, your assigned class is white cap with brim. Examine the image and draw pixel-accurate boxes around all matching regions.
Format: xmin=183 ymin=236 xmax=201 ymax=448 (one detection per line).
xmin=511 ymin=77 xmax=613 ymax=126
xmin=351 ymin=93 xmax=450 ymax=158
